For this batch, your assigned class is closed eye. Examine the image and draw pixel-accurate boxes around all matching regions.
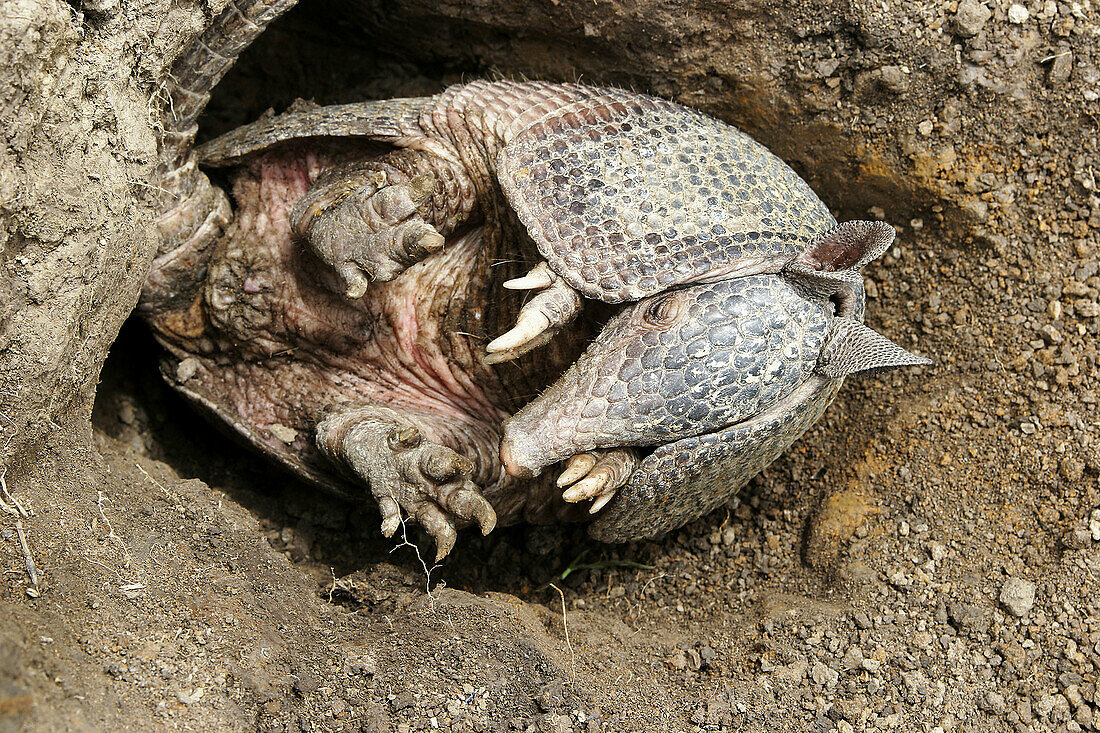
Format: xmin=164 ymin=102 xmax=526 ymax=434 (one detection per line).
xmin=642 ymin=293 xmax=683 ymax=328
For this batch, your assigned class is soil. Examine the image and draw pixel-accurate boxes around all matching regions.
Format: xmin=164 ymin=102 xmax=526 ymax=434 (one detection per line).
xmin=2 ymin=0 xmax=1099 ymax=732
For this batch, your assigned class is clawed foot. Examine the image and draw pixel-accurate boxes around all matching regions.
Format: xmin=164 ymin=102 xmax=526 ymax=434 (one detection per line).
xmin=484 ymin=262 xmax=583 ymax=364
xmin=317 ymin=409 xmax=497 ymax=560
xmin=292 ymin=163 xmax=445 ymax=298
xmin=556 ymin=448 xmax=638 ymax=514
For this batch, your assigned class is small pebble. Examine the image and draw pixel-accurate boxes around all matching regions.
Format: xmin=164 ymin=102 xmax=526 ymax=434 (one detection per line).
xmin=999 ymin=577 xmax=1036 ymax=617
xmin=954 ymin=0 xmax=992 ymax=37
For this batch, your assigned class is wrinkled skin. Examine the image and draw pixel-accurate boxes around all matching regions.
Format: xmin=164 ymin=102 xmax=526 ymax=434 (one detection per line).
xmin=149 ymin=66 xmax=928 ymax=558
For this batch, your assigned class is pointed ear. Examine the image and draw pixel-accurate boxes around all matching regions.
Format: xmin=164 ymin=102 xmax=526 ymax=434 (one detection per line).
xmin=796 ymin=220 xmax=895 ymax=273
xmin=817 ymin=319 xmax=931 ymax=378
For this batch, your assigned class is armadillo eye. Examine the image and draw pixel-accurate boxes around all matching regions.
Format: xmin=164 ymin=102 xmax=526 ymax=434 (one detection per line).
xmin=644 ymin=293 xmax=681 ymax=327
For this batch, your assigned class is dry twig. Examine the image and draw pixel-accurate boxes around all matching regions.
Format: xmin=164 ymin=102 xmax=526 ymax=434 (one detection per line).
xmin=388 ymin=510 xmax=443 ymax=610
xmin=548 ymin=583 xmax=576 ymax=685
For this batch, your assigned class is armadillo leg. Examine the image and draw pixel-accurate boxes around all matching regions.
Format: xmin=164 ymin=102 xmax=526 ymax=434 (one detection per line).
xmin=315 ymin=405 xmax=497 ymax=561
xmin=291 ymin=150 xmax=481 ymax=298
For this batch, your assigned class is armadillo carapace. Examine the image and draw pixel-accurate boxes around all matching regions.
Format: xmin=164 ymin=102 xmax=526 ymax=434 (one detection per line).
xmin=146 ymin=1 xmax=929 ymax=560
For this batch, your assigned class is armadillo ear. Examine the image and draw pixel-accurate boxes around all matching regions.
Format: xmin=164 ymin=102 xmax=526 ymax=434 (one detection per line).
xmin=796 ymin=220 xmax=895 ymax=273
xmin=817 ymin=319 xmax=931 ymax=378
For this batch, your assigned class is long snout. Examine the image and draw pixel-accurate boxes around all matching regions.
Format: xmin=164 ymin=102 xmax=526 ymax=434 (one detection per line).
xmin=499 ymin=390 xmax=581 ymax=478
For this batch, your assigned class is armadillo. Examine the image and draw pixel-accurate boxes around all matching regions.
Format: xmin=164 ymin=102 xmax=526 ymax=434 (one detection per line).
xmin=145 ymin=0 xmax=929 ymax=560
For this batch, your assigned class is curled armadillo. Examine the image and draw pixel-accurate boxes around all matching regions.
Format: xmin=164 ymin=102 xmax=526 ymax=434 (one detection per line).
xmin=145 ymin=1 xmax=928 ymax=559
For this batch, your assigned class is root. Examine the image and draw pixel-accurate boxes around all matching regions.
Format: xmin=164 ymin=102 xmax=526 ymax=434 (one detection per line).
xmin=15 ymin=520 xmax=39 ymax=597
xmin=388 ymin=510 xmax=444 ymax=611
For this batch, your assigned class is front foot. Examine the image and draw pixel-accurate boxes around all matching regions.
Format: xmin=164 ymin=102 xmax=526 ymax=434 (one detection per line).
xmin=291 ymin=161 xmax=445 ymax=298
xmin=316 ymin=407 xmax=497 ymax=560
xmin=556 ymin=448 xmax=638 ymax=514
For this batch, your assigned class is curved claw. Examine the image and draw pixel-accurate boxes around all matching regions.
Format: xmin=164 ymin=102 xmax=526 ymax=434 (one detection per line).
xmin=556 ymin=453 xmax=598 ymax=487
xmin=589 ymin=491 xmax=617 ymax=514
xmin=485 ymin=310 xmax=551 ymax=354
xmin=414 ymin=502 xmax=457 ymax=562
xmin=378 ymin=494 xmax=402 ymax=537
xmin=485 ymin=266 xmax=583 ymax=364
xmin=557 ymin=448 xmax=639 ymax=514
xmin=437 ymin=481 xmax=497 ymax=535
xmin=503 ymin=262 xmax=554 ymax=290
xmin=337 ymin=262 xmax=371 ymax=300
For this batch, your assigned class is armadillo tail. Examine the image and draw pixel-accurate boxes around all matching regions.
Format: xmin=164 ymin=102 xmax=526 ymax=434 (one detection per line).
xmin=163 ymin=0 xmax=298 ymax=163
xmin=152 ymin=0 xmax=296 ymax=267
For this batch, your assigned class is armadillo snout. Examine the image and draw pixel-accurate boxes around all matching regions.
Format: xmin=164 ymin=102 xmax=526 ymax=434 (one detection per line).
xmin=499 ymin=429 xmax=539 ymax=479
xmin=501 ymin=411 xmax=567 ymax=479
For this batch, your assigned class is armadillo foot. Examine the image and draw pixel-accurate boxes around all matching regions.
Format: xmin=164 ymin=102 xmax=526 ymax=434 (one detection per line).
xmin=557 ymin=448 xmax=638 ymax=514
xmin=316 ymin=407 xmax=497 ymax=561
xmin=484 ymin=263 xmax=582 ymax=363
xmin=291 ymin=162 xmax=445 ymax=299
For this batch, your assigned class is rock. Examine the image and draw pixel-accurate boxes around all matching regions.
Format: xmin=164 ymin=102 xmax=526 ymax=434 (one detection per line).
xmin=390 ymin=690 xmax=417 ymax=711
xmin=1007 ymin=4 xmax=1029 ymax=23
xmin=857 ymin=65 xmax=911 ymax=97
xmin=876 ymin=66 xmax=910 ymax=94
xmin=83 ymin=0 xmax=120 ymax=15
xmin=980 ymin=691 xmax=1007 ymax=714
xmin=292 ymin=670 xmax=319 ymax=696
xmin=536 ymin=681 xmax=566 ymax=712
xmin=176 ymin=356 xmax=199 ymax=382
xmin=810 ymin=661 xmax=838 ymax=686
xmin=999 ymin=577 xmax=1036 ymax=617
xmin=270 ymin=423 xmax=299 ymax=444
xmin=954 ymin=0 xmax=992 ymax=37
xmin=947 ymin=603 xmax=990 ymax=632
xmin=1049 ymin=52 xmax=1074 ymax=86
xmin=961 ymin=199 xmax=989 ymax=222
xmin=1039 ymin=324 xmax=1063 ymax=345
xmin=840 ymin=646 xmax=864 ymax=671
xmin=1063 ymin=527 xmax=1093 ymax=549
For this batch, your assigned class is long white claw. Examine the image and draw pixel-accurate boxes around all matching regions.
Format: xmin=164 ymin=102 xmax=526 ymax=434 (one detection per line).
xmin=557 ymin=453 xmax=598 ymax=487
xmin=557 ymin=448 xmax=638 ymax=507
xmin=485 ymin=310 xmax=551 ymax=353
xmin=503 ymin=263 xmax=553 ymax=290
xmin=589 ymin=490 xmax=617 ymax=514
xmin=562 ymin=473 xmax=612 ymax=503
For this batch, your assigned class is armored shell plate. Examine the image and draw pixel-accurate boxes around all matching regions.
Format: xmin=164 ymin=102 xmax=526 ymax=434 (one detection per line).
xmin=590 ymin=377 xmax=843 ymax=542
xmin=510 ymin=275 xmax=832 ymax=461
xmin=497 ymin=89 xmax=837 ymax=303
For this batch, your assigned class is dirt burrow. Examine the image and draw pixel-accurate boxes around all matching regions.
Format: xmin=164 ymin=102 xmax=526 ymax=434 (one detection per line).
xmin=3 ymin=0 xmax=1100 ymax=731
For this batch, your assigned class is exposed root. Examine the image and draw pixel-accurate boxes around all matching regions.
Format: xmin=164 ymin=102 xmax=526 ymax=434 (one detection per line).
xmin=15 ymin=520 xmax=39 ymax=597
xmin=0 ymin=473 xmax=29 ymax=518
xmin=388 ymin=507 xmax=444 ymax=611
